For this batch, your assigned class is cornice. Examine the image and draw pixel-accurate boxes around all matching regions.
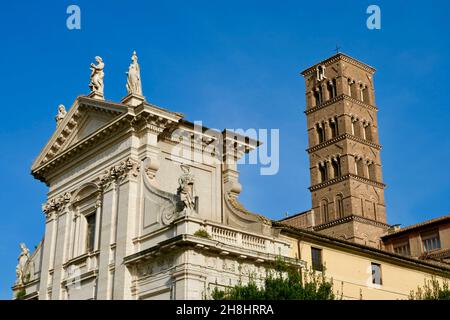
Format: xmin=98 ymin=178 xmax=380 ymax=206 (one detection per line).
xmin=304 ymin=94 xmax=378 ymax=115
xmin=307 ymin=133 xmax=382 ymax=153
xmin=301 ymin=53 xmax=376 ymax=76
xmin=123 ymin=234 xmax=304 ymax=268
xmin=312 ymin=214 xmax=390 ymax=231
xmin=159 ymin=129 xmax=219 ymax=154
xmin=273 ymin=222 xmax=450 ymax=274
xmin=309 ymin=173 xmax=386 ymax=191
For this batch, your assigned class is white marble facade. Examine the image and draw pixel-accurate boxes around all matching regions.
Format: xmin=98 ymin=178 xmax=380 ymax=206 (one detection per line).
xmin=14 ymin=84 xmax=299 ymax=299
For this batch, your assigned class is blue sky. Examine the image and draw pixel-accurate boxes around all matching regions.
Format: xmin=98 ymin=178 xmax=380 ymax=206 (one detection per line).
xmin=0 ymin=1 xmax=449 ymax=299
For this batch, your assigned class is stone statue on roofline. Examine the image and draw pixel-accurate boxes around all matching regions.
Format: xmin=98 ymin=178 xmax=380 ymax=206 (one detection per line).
xmin=55 ymin=104 xmax=67 ymax=126
xmin=89 ymin=56 xmax=105 ymax=96
xmin=126 ymin=51 xmax=143 ymax=96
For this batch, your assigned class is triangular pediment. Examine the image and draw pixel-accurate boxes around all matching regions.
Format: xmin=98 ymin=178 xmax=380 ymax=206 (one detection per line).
xmin=32 ymin=96 xmax=127 ymax=171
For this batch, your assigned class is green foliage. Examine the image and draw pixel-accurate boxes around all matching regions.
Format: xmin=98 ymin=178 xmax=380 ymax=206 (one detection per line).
xmin=193 ymin=229 xmax=211 ymax=239
xmin=409 ymin=277 xmax=450 ymax=300
xmin=16 ymin=289 xmax=26 ymax=300
xmin=211 ymin=258 xmax=336 ymax=300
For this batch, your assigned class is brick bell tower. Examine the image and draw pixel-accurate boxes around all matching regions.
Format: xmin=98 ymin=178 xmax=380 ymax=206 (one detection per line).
xmin=300 ymin=53 xmax=390 ymax=247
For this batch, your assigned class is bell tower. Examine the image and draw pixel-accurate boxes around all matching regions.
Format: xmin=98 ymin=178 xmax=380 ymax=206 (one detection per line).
xmin=301 ymin=53 xmax=389 ymax=247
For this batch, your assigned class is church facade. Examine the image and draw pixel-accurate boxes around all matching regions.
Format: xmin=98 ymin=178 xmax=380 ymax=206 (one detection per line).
xmin=12 ymin=53 xmax=450 ymax=300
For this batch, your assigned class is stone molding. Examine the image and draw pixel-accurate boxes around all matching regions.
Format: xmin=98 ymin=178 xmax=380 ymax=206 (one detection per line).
xmin=312 ymin=214 xmax=390 ymax=231
xmin=309 ymin=173 xmax=386 ymax=191
xmin=301 ymin=53 xmax=376 ymax=77
xmin=304 ymin=94 xmax=378 ymax=115
xmin=307 ymin=133 xmax=382 ymax=153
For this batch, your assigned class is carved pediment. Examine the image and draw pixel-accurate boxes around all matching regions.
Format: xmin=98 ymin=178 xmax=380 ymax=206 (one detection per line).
xmin=32 ymin=96 xmax=127 ymax=171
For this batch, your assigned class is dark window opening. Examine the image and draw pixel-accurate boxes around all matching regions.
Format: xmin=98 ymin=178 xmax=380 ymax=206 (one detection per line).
xmin=422 ymin=233 xmax=441 ymax=253
xmin=327 ymin=79 xmax=337 ymax=100
xmin=314 ymin=87 xmax=323 ymax=106
xmin=316 ymin=124 xmax=325 ymax=144
xmin=311 ymin=247 xmax=323 ymax=271
xmin=319 ymin=164 xmax=328 ymax=182
xmin=86 ymin=213 xmax=96 ymax=252
xmin=331 ymin=158 xmax=341 ymax=179
xmin=329 ymin=118 xmax=339 ymax=138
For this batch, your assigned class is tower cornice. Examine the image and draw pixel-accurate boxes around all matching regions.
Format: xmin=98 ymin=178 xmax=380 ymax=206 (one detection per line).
xmin=304 ymin=94 xmax=378 ymax=115
xmin=312 ymin=214 xmax=390 ymax=232
xmin=307 ymin=133 xmax=382 ymax=153
xmin=309 ymin=173 xmax=386 ymax=192
xmin=300 ymin=53 xmax=376 ymax=77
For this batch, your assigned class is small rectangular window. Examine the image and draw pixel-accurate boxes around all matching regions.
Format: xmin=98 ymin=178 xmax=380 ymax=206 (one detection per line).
xmin=422 ymin=232 xmax=441 ymax=253
xmin=371 ymin=263 xmax=382 ymax=285
xmin=311 ymin=247 xmax=323 ymax=271
xmin=86 ymin=213 xmax=96 ymax=252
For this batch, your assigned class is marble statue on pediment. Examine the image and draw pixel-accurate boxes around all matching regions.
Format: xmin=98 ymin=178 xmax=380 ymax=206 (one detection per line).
xmin=55 ymin=104 xmax=67 ymax=126
xmin=126 ymin=51 xmax=143 ymax=96
xmin=89 ymin=56 xmax=105 ymax=95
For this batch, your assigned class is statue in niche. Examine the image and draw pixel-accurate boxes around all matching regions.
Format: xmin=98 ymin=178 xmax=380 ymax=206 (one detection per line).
xmin=126 ymin=51 xmax=142 ymax=96
xmin=55 ymin=104 xmax=67 ymax=125
xmin=15 ymin=243 xmax=30 ymax=286
xmin=89 ymin=56 xmax=105 ymax=94
xmin=177 ymin=164 xmax=197 ymax=212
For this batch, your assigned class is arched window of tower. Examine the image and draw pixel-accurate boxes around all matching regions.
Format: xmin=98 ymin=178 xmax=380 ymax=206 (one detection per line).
xmin=327 ymin=79 xmax=337 ymax=100
xmin=316 ymin=123 xmax=325 ymax=144
xmin=331 ymin=156 xmax=341 ymax=179
xmin=318 ymin=162 xmax=328 ymax=182
xmin=348 ymin=78 xmax=357 ymax=98
xmin=314 ymin=86 xmax=323 ymax=106
xmin=329 ymin=117 xmax=339 ymax=138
